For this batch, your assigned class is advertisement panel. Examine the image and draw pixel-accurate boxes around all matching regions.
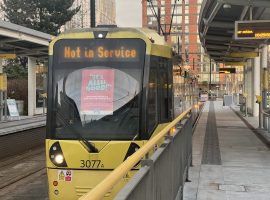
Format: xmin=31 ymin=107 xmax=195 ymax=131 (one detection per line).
xmin=80 ymin=69 xmax=114 ymax=115
xmin=7 ymin=99 xmax=19 ymax=117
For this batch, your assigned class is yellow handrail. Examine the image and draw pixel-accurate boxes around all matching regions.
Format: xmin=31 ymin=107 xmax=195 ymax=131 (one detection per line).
xmin=79 ymin=107 xmax=192 ymax=200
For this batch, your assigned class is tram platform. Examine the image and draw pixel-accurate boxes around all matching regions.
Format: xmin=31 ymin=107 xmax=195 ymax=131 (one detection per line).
xmin=0 ymin=115 xmax=46 ymax=136
xmin=0 ymin=115 xmax=46 ymax=160
xmin=184 ymin=101 xmax=270 ymax=200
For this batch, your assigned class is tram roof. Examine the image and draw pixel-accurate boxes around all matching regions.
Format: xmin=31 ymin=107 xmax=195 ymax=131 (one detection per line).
xmin=199 ymin=0 xmax=270 ymax=63
xmin=54 ymin=27 xmax=171 ymax=47
xmin=0 ymin=20 xmax=52 ymax=58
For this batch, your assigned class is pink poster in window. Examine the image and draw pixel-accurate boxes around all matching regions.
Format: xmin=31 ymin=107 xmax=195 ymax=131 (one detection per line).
xmin=81 ymin=69 xmax=114 ymax=115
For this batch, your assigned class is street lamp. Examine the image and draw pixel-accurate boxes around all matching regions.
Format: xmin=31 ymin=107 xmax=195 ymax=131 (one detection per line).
xmin=223 ymin=4 xmax=231 ymax=9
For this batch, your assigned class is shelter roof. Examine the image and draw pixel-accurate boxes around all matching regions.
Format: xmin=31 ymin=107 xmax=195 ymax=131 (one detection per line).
xmin=199 ymin=0 xmax=270 ymax=63
xmin=0 ymin=20 xmax=52 ymax=58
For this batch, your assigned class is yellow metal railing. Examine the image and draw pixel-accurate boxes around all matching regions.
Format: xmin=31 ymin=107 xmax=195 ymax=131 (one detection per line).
xmin=79 ymin=107 xmax=192 ymax=200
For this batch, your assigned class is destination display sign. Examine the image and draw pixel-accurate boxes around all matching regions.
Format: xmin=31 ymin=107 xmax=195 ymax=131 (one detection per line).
xmin=0 ymin=53 xmax=16 ymax=59
xmin=219 ymin=68 xmax=236 ymax=74
xmin=235 ymin=20 xmax=270 ymax=40
xmin=54 ymin=39 xmax=145 ymax=63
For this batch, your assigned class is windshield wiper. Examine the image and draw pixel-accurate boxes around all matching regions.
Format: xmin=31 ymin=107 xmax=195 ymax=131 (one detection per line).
xmin=78 ymin=135 xmax=99 ymax=153
xmin=54 ymin=82 xmax=98 ymax=153
xmin=56 ymin=108 xmax=98 ymax=153
xmin=57 ymin=113 xmax=98 ymax=153
xmin=79 ymin=134 xmax=99 ymax=153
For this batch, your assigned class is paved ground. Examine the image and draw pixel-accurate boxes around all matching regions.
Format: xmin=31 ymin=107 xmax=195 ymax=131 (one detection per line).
xmin=0 ymin=115 xmax=46 ymax=136
xmin=232 ymin=106 xmax=270 ymax=145
xmin=184 ymin=101 xmax=270 ymax=200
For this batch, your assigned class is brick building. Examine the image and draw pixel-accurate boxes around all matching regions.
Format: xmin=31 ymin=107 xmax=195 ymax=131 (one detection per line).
xmin=142 ymin=0 xmax=203 ymax=72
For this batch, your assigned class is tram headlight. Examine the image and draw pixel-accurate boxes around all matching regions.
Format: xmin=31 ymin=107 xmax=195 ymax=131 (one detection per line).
xmin=93 ymin=31 xmax=108 ymax=39
xmin=98 ymin=33 xmax=104 ymax=38
xmin=123 ymin=143 xmax=141 ymax=167
xmin=49 ymin=142 xmax=67 ymax=167
xmin=55 ymin=154 xmax=64 ymax=164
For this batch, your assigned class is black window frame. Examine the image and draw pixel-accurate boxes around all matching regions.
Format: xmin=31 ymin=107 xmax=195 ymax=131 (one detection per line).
xmin=144 ymin=55 xmax=173 ymax=140
xmin=46 ymin=38 xmax=146 ymax=141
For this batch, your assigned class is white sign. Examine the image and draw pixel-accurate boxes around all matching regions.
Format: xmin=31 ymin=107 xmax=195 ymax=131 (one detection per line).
xmin=7 ymin=99 xmax=19 ymax=117
xmin=200 ymin=94 xmax=208 ymax=102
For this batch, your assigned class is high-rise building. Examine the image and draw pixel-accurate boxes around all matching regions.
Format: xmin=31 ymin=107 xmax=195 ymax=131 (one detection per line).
xmin=64 ymin=0 xmax=116 ymax=30
xmin=142 ymin=0 xmax=202 ymax=72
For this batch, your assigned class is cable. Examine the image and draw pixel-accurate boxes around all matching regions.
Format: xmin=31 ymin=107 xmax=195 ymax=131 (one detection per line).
xmin=147 ymin=0 xmax=165 ymax=35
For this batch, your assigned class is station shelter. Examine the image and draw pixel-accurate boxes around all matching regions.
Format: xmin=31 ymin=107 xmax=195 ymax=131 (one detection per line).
xmin=199 ymin=0 xmax=270 ymax=118
xmin=0 ymin=20 xmax=52 ymax=117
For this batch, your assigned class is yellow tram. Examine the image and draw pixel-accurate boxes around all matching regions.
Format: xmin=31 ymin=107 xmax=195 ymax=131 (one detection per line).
xmin=46 ymin=27 xmax=198 ymax=199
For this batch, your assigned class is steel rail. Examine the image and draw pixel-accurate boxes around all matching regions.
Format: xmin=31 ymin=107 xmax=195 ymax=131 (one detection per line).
xmin=79 ymin=107 xmax=192 ymax=200
xmin=262 ymin=109 xmax=270 ymax=117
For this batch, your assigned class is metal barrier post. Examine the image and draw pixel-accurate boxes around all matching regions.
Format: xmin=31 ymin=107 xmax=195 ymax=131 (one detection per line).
xmin=259 ymin=102 xmax=263 ymax=129
xmin=263 ymin=111 xmax=267 ymax=130
xmin=4 ymin=91 xmax=7 ymax=120
xmin=245 ymin=97 xmax=248 ymax=117
xmin=43 ymin=97 xmax=45 ymax=115
xmin=261 ymin=109 xmax=270 ymax=131
xmin=268 ymin=117 xmax=270 ymax=133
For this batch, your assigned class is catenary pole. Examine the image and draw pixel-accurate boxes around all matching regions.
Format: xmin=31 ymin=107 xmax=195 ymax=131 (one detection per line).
xmin=90 ymin=0 xmax=96 ymax=27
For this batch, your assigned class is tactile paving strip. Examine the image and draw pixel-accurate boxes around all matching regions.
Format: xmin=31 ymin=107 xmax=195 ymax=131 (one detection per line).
xmin=201 ymin=101 xmax=221 ymax=165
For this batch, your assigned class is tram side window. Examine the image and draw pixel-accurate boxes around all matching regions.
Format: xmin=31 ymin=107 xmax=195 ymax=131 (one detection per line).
xmin=159 ymin=58 xmax=172 ymax=122
xmin=147 ymin=58 xmax=158 ymax=134
xmin=167 ymin=60 xmax=173 ymax=119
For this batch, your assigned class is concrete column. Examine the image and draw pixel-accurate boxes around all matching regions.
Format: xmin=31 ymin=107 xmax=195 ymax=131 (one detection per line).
xmin=242 ymin=64 xmax=247 ymax=114
xmin=261 ymin=45 xmax=268 ymax=129
xmin=253 ymin=57 xmax=260 ymax=117
xmin=243 ymin=65 xmax=246 ymax=93
xmin=245 ymin=59 xmax=253 ymax=115
xmin=28 ymin=57 xmax=36 ymax=116
xmin=262 ymin=45 xmax=268 ymax=69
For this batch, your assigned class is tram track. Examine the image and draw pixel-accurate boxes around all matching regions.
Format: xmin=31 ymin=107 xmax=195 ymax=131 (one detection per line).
xmin=0 ymin=167 xmax=46 ymax=190
xmin=0 ymin=147 xmax=45 ymax=169
xmin=0 ymin=168 xmax=48 ymax=200
xmin=0 ymin=147 xmax=46 ymax=191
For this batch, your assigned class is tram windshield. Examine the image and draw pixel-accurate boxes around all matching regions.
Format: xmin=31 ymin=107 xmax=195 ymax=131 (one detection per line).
xmin=50 ymin=39 xmax=146 ymax=140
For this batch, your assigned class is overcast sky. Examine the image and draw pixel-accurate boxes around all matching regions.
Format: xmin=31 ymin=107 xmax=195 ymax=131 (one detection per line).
xmin=116 ymin=0 xmax=142 ymax=27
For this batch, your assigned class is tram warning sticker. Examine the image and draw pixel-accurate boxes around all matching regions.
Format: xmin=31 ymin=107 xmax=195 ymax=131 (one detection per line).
xmin=80 ymin=69 xmax=114 ymax=115
xmin=58 ymin=170 xmax=73 ymax=182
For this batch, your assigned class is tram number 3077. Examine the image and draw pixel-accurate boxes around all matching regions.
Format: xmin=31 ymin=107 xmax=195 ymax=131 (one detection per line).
xmin=80 ymin=160 xmax=104 ymax=169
